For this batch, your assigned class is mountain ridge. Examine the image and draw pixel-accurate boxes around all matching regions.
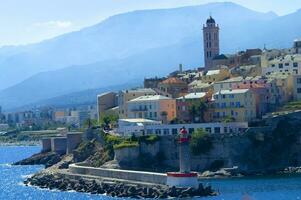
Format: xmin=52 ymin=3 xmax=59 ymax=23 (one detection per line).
xmin=1 ymin=2 xmax=301 ymax=110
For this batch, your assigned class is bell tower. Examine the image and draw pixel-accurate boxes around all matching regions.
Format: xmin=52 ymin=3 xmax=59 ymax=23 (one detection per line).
xmin=203 ymin=16 xmax=220 ymax=69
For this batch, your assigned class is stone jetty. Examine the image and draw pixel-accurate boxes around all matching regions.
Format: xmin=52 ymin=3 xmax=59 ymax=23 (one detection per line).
xmin=25 ymin=173 xmax=217 ymax=199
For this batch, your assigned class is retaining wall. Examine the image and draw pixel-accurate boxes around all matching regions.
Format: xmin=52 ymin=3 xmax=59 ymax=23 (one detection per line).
xmin=51 ymin=137 xmax=67 ymax=154
xmin=41 ymin=138 xmax=51 ymax=153
xmin=69 ymin=163 xmax=167 ymax=185
xmin=67 ymin=133 xmax=83 ymax=154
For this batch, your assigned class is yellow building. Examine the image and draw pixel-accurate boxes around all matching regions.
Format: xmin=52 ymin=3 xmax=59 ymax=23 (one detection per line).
xmin=199 ymin=67 xmax=230 ymax=83
xmin=212 ymin=89 xmax=256 ymax=122
xmin=97 ymin=92 xmax=118 ymax=121
xmin=288 ymin=74 xmax=301 ymax=101
xmin=118 ymin=88 xmax=157 ymax=119
xmin=127 ymin=95 xmax=176 ymax=123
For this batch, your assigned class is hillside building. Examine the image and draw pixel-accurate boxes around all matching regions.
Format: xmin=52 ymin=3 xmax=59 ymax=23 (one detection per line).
xmin=212 ymin=89 xmax=257 ymax=122
xmin=127 ymin=95 xmax=176 ymax=123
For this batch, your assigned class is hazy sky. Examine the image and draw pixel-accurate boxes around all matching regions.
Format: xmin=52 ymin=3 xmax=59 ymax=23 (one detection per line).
xmin=0 ymin=0 xmax=300 ymax=46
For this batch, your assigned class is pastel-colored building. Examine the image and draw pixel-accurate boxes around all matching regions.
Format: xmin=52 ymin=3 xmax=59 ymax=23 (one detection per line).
xmin=212 ymin=89 xmax=257 ymax=122
xmin=127 ymin=95 xmax=176 ymax=123
xmin=97 ymin=92 xmax=118 ymax=121
xmin=157 ymin=77 xmax=188 ymax=98
xmin=118 ymin=88 xmax=157 ymax=119
xmin=288 ymin=74 xmax=301 ymax=101
xmin=176 ymin=93 xmax=211 ymax=123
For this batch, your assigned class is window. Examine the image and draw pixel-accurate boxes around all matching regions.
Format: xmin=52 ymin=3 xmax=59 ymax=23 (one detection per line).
xmin=163 ymin=129 xmax=169 ymax=135
xmin=214 ymin=95 xmax=218 ymax=99
xmin=214 ymin=112 xmax=220 ymax=118
xmin=188 ymin=128 xmax=194 ymax=134
xmin=155 ymin=129 xmax=161 ymax=135
xmin=297 ymin=78 xmax=301 ymax=84
xmin=285 ymin=63 xmax=289 ymax=66
xmin=215 ymin=103 xmax=220 ymax=108
xmin=231 ymin=110 xmax=234 ymax=116
xmin=221 ymin=102 xmax=227 ymax=108
xmin=172 ymin=129 xmax=178 ymax=135
xmin=222 ymin=95 xmax=226 ymax=99
xmin=214 ymin=127 xmax=221 ymax=134
xmin=230 ymin=102 xmax=235 ymax=107
xmin=271 ymin=64 xmax=275 ymax=67
xmin=235 ymin=102 xmax=241 ymax=108
xmin=205 ymin=127 xmax=212 ymax=133
xmin=279 ymin=63 xmax=283 ymax=68
xmin=230 ymin=94 xmax=235 ymax=98
xmin=297 ymin=88 xmax=301 ymax=93
xmin=294 ymin=62 xmax=298 ymax=67
xmin=154 ymin=112 xmax=157 ymax=118
xmin=224 ymin=127 xmax=228 ymax=133
xmin=147 ymin=129 xmax=153 ymax=134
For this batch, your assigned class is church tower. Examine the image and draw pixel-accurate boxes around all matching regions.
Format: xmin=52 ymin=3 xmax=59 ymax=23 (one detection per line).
xmin=203 ymin=16 xmax=220 ymax=69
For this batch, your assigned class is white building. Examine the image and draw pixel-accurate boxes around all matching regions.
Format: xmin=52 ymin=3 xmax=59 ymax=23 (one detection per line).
xmin=117 ymin=118 xmax=162 ymax=136
xmin=118 ymin=119 xmax=248 ymax=137
xmin=0 ymin=124 xmax=9 ymax=131
xmin=127 ymin=95 xmax=176 ymax=123
xmin=262 ymin=54 xmax=301 ymax=76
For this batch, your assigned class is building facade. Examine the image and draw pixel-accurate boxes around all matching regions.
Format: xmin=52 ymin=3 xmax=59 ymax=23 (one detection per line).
xmin=97 ymin=92 xmax=118 ymax=121
xmin=262 ymin=54 xmax=301 ymax=76
xmin=157 ymin=77 xmax=188 ymax=98
xmin=118 ymin=88 xmax=157 ymax=119
xmin=127 ymin=95 xmax=176 ymax=123
xmin=212 ymin=89 xmax=257 ymax=122
xmin=118 ymin=120 xmax=248 ymax=137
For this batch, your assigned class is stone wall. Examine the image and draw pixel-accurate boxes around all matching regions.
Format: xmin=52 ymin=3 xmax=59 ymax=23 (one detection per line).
xmin=114 ymin=146 xmax=140 ymax=167
xmin=51 ymin=137 xmax=67 ymax=155
xmin=67 ymin=133 xmax=83 ymax=154
xmin=41 ymin=138 xmax=51 ymax=153
xmin=69 ymin=163 xmax=167 ymax=185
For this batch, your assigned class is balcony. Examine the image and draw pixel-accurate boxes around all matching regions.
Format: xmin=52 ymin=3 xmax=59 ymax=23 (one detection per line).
xmin=130 ymin=107 xmax=148 ymax=112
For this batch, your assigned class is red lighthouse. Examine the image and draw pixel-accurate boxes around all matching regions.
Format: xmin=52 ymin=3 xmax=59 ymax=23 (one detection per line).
xmin=166 ymin=127 xmax=198 ymax=188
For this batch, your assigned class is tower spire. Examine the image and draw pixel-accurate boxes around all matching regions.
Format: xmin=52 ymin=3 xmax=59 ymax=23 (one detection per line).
xmin=203 ymin=15 xmax=220 ymax=70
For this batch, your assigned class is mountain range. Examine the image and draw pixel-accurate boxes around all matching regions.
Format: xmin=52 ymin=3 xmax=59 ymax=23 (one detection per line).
xmin=0 ymin=2 xmax=301 ymax=110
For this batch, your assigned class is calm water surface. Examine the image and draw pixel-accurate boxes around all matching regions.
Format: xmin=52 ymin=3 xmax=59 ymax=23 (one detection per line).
xmin=1 ymin=146 xmax=301 ymax=200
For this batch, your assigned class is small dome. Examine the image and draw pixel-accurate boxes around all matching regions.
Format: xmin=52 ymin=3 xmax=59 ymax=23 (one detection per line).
xmin=206 ymin=16 xmax=215 ymax=24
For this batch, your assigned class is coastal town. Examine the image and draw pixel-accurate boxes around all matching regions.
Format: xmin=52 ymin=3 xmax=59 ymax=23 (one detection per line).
xmin=2 ymin=16 xmax=301 ymax=137
xmin=3 ymin=15 xmax=301 ymax=198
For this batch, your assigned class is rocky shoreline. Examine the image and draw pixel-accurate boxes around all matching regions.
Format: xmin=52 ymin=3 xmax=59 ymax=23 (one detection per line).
xmin=14 ymin=151 xmax=62 ymax=168
xmin=25 ymin=172 xmax=217 ymax=199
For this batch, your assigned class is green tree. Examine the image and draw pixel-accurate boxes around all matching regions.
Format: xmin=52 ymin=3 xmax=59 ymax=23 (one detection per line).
xmin=188 ymin=100 xmax=208 ymax=123
xmin=83 ymin=119 xmax=98 ymax=128
xmin=100 ymin=113 xmax=119 ymax=128
xmin=190 ymin=128 xmax=213 ymax=155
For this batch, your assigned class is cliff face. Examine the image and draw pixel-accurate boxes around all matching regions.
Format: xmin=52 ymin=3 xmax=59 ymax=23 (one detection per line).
xmin=113 ymin=113 xmax=301 ymax=174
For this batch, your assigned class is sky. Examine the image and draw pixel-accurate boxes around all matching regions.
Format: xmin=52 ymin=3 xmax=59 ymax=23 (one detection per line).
xmin=0 ymin=0 xmax=300 ymax=46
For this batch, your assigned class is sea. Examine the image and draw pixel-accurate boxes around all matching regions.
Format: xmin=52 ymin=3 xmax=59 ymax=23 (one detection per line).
xmin=1 ymin=146 xmax=301 ymax=200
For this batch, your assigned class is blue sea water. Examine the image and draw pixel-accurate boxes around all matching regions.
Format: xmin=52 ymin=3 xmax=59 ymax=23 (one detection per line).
xmin=1 ymin=146 xmax=301 ymax=200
